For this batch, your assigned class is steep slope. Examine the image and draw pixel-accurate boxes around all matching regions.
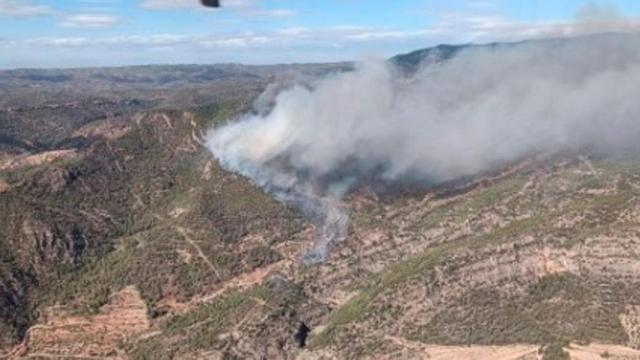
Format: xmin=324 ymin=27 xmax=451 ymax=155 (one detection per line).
xmin=0 ymin=62 xmax=354 ymax=356
xmin=301 ymin=154 xmax=640 ymax=358
xmin=0 ymin=99 xmax=307 ymax=355
xmin=94 ymin=151 xmax=640 ymax=360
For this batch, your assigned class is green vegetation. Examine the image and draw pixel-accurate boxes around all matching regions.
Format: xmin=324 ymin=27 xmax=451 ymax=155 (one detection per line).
xmin=468 ymin=216 xmax=542 ymax=250
xmin=577 ymin=175 xmax=607 ymax=190
xmin=311 ymin=244 xmax=448 ymax=348
xmin=410 ymin=273 xmax=630 ymax=346
xmin=597 ymin=157 xmax=640 ymax=176
xmin=541 ymin=338 xmax=570 ymax=360
xmin=311 ymin=157 xmax=639 ymax=353
xmin=458 ymin=176 xmax=525 ymax=213
xmin=0 ymin=94 xmax=307 ymax=350
xmin=309 ymin=289 xmax=374 ymax=348
xmin=129 ymin=288 xmax=261 ymax=359
xmin=127 ymin=282 xmax=310 ymax=359
xmin=192 ymin=99 xmax=251 ymax=129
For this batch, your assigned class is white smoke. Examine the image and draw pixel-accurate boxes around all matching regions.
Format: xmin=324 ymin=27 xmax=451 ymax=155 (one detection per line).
xmin=207 ymin=32 xmax=640 ymax=262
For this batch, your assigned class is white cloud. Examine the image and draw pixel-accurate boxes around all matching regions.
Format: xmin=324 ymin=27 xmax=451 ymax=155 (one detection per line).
xmin=10 ymin=10 xmax=640 ymax=54
xmin=60 ymin=14 xmax=121 ymax=28
xmin=242 ymin=8 xmax=294 ymax=17
xmin=420 ymin=9 xmax=640 ymax=44
xmin=0 ymin=0 xmax=51 ymax=17
xmin=275 ymin=27 xmax=309 ymax=36
xmin=345 ymin=29 xmax=437 ymax=41
xmin=103 ymin=34 xmax=190 ymax=46
xmin=5 ymin=2 xmax=640 ymax=68
xmin=139 ymin=0 xmax=199 ymax=10
xmin=17 ymin=12 xmax=640 ymax=52
xmin=26 ymin=37 xmax=89 ymax=46
xmin=199 ymin=34 xmax=274 ymax=48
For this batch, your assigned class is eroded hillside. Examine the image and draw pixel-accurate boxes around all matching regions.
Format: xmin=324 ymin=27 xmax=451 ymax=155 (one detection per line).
xmin=0 ymin=100 xmax=307 ymax=355
xmin=2 ymin=63 xmax=640 ymax=360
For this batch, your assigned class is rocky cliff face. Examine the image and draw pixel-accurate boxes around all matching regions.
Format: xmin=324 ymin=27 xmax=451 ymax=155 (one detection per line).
xmin=290 ymin=153 xmax=640 ymax=359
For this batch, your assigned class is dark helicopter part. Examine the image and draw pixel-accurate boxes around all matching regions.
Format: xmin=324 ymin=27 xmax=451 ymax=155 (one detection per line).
xmin=201 ymin=0 xmax=220 ymax=7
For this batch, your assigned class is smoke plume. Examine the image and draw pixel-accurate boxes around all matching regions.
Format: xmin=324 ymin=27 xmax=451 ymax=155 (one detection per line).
xmin=207 ymin=33 xmax=640 ymax=262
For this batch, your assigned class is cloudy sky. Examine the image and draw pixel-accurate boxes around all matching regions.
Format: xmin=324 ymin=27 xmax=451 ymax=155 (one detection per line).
xmin=1 ymin=0 xmax=639 ymax=69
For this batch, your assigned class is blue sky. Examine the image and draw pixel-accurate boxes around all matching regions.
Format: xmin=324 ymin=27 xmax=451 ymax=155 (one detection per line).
xmin=1 ymin=0 xmax=639 ymax=69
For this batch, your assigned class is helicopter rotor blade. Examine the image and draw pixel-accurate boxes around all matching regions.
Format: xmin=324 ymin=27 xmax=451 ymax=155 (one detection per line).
xmin=200 ymin=0 xmax=220 ymax=7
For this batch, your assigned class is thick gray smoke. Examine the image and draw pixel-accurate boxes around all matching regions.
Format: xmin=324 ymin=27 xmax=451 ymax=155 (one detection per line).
xmin=207 ymin=33 xmax=640 ymax=263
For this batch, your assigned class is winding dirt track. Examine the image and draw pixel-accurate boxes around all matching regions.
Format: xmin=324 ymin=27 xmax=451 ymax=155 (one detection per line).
xmin=176 ymin=226 xmax=221 ymax=280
